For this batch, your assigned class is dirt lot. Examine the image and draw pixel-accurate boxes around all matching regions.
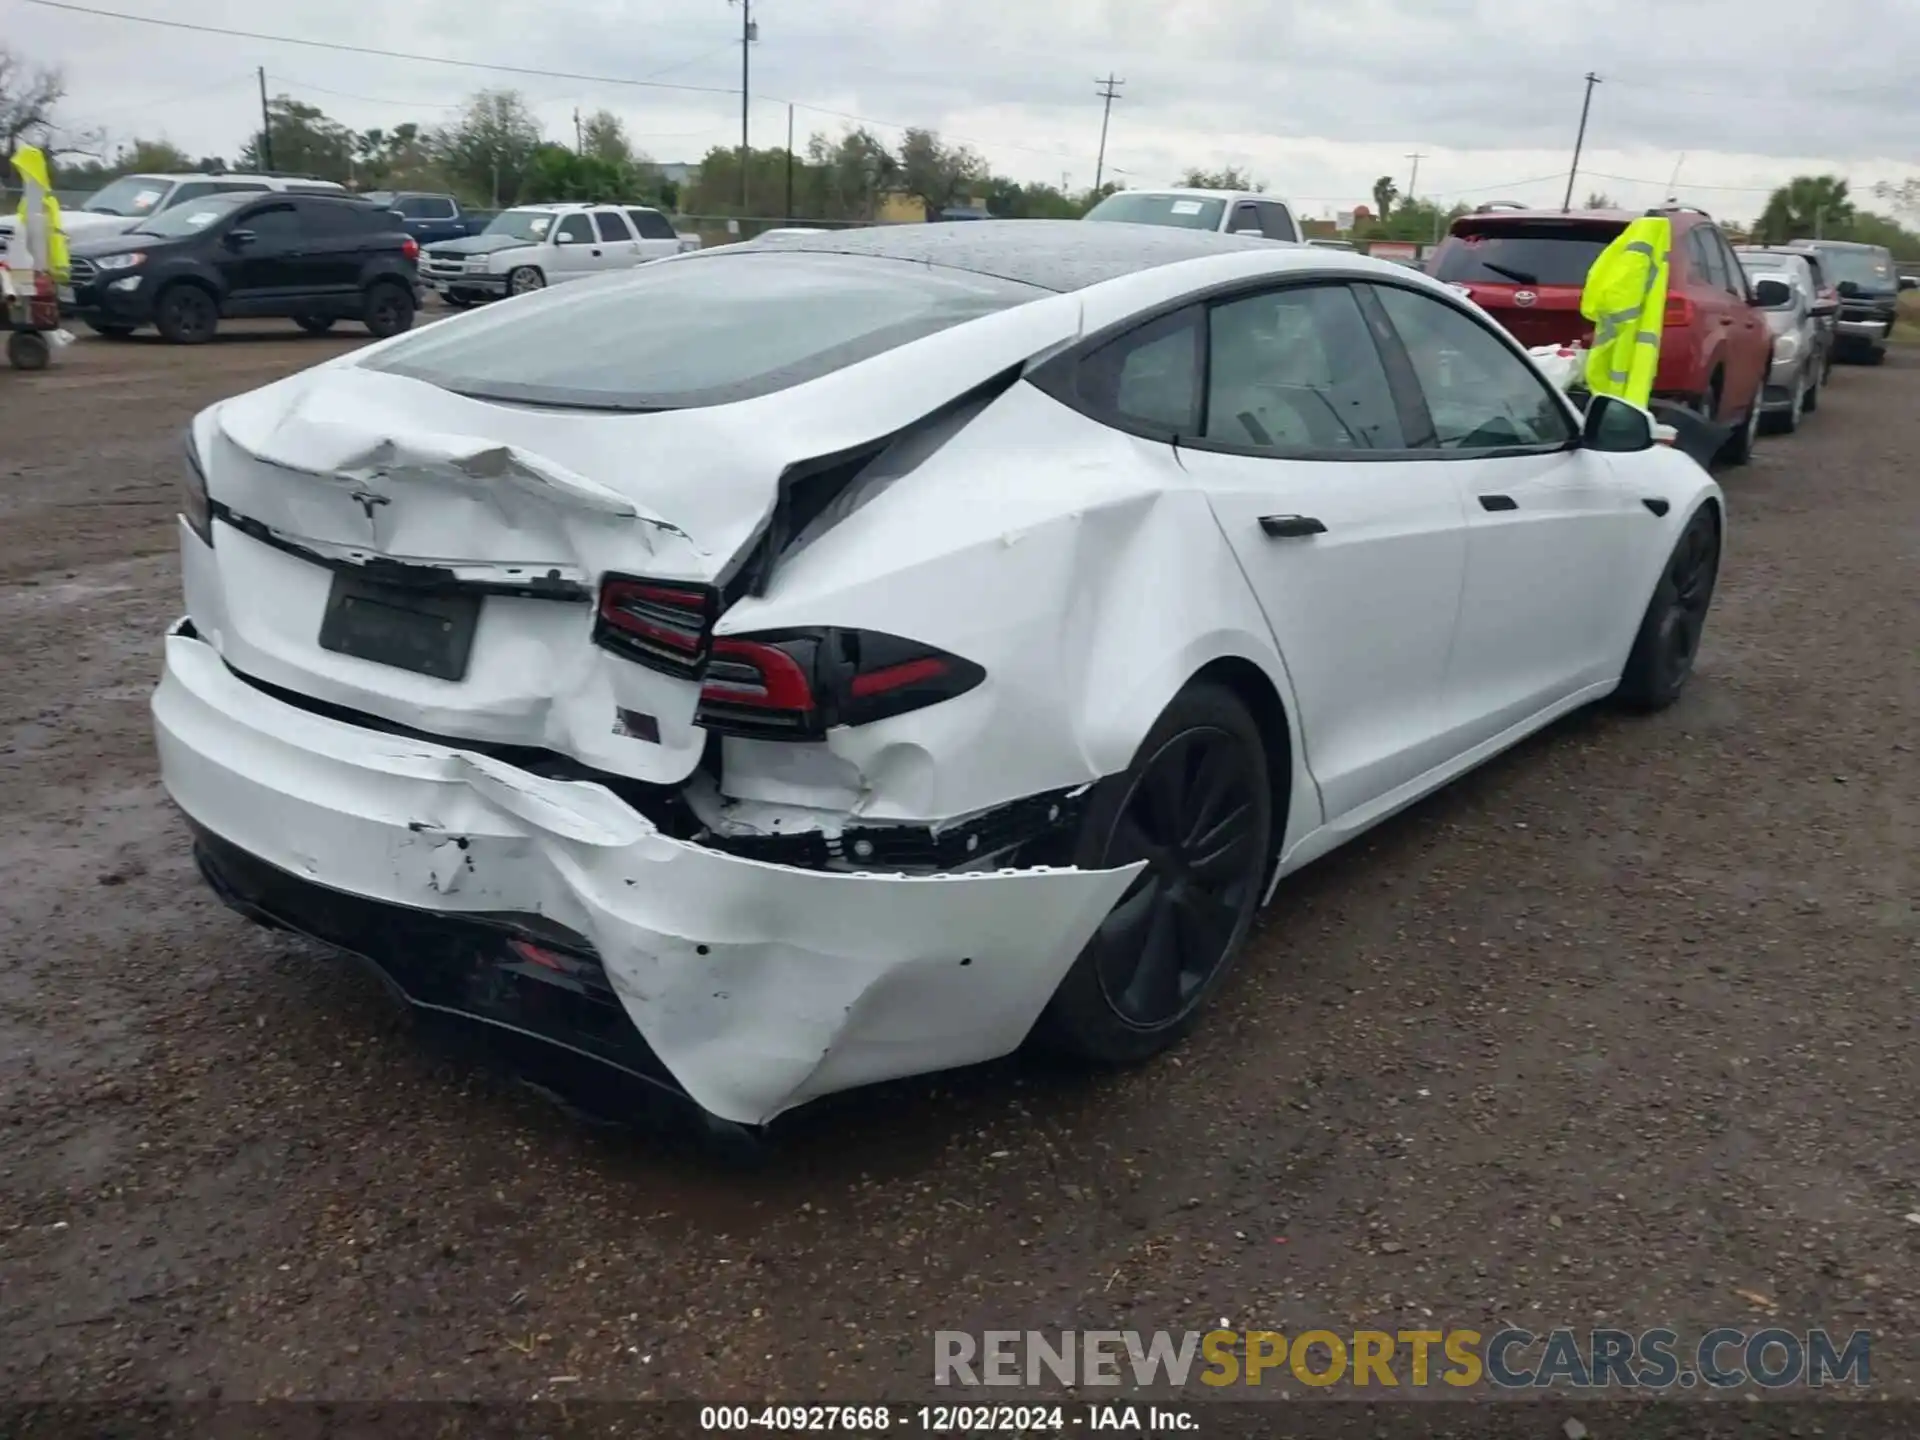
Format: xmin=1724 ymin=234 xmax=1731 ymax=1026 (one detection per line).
xmin=1 ymin=322 xmax=1916 ymax=1404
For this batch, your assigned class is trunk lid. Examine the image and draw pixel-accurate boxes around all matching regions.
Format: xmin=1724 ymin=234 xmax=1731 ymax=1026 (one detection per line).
xmin=195 ymin=289 xmax=1080 ymax=784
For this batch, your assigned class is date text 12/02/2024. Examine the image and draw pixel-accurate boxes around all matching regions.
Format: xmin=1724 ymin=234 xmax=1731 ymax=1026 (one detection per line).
xmin=699 ymin=1405 xmax=1171 ymax=1432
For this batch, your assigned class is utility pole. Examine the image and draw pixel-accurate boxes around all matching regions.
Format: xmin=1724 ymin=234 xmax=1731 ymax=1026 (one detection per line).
xmin=1093 ymin=74 xmax=1123 ymax=192
xmin=1562 ymin=71 xmax=1601 ymax=212
xmin=573 ymin=107 xmax=583 ymax=155
xmin=257 ymin=67 xmax=274 ymax=170
xmin=785 ymin=102 xmax=795 ymax=223
xmin=734 ymin=0 xmax=756 ymax=211
xmin=1404 ymin=152 xmax=1424 ymax=205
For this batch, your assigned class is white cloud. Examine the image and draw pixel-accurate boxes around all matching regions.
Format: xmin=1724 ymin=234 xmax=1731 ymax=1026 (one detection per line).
xmin=14 ymin=0 xmax=1918 ymax=223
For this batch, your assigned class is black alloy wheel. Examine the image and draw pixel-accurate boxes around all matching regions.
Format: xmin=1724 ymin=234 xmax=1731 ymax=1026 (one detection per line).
xmin=1041 ymin=683 xmax=1273 ymax=1062
xmin=1618 ymin=506 xmax=1721 ymax=711
xmin=154 ymin=284 xmax=218 ymax=345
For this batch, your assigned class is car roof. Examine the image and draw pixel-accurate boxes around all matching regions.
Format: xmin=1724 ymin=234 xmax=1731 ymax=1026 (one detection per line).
xmin=1792 ymin=238 xmax=1886 ymax=253
xmin=1107 ymin=186 xmax=1292 ymax=204
xmin=727 ymin=218 xmax=1292 ymax=292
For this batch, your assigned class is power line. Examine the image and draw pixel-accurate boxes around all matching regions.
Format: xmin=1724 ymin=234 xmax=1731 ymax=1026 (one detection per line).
xmin=1093 ymin=74 xmax=1122 ymax=192
xmin=18 ymin=0 xmax=742 ymax=98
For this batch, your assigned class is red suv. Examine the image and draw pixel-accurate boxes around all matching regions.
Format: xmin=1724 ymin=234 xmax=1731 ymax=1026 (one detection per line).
xmin=1425 ymin=205 xmax=1773 ymax=463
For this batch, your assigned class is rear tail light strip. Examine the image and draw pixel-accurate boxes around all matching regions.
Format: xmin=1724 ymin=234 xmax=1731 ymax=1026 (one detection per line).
xmin=592 ymin=574 xmax=985 ymax=740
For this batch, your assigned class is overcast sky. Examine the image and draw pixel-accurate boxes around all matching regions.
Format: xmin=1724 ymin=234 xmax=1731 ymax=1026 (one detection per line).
xmin=13 ymin=0 xmax=1919 ymax=222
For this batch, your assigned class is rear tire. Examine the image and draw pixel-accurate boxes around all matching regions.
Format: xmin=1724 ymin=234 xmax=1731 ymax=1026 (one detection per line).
xmin=7 ymin=330 xmax=50 ymax=370
xmin=153 ymin=283 xmax=218 ymax=345
xmin=362 ymin=281 xmax=415 ymax=339
xmin=1719 ymin=379 xmax=1762 ymax=465
xmin=1618 ymin=505 xmax=1720 ymax=712
xmin=1038 ymin=683 xmax=1275 ymax=1064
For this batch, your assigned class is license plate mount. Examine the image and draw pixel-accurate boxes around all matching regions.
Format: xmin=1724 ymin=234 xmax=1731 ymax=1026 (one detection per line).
xmin=317 ymin=572 xmax=481 ymax=681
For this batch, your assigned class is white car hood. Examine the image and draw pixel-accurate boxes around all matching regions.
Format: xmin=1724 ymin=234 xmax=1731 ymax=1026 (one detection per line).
xmin=61 ymin=210 xmax=141 ymax=238
xmin=208 ymin=288 xmax=1085 ymax=582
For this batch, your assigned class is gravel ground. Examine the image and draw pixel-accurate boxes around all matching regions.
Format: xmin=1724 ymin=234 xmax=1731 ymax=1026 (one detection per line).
xmin=0 ymin=321 xmax=1915 ymax=1406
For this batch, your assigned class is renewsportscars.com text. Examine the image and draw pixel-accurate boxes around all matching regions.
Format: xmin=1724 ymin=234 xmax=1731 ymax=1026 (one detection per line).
xmin=934 ymin=1327 xmax=1871 ymax=1391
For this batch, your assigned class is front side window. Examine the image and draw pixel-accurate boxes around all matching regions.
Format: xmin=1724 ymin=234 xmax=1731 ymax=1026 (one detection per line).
xmin=362 ymin=251 xmax=1047 ymax=411
xmin=1707 ymin=229 xmax=1748 ymax=298
xmin=555 ymin=213 xmax=593 ymax=244
xmin=1204 ymin=285 xmax=1404 ymax=451
xmin=1229 ymin=204 xmax=1261 ymax=235
xmin=1369 ymin=284 xmax=1575 ymax=451
xmin=1258 ymin=202 xmax=1298 ymax=242
xmin=236 ymin=204 xmax=303 ymax=246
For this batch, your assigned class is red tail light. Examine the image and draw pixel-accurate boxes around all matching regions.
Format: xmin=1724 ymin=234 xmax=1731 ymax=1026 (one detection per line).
xmin=1664 ymin=294 xmax=1695 ymax=327
xmin=695 ymin=629 xmax=986 ymax=741
xmin=401 ymin=236 xmax=419 ymax=261
xmin=593 ymin=575 xmax=717 ymax=678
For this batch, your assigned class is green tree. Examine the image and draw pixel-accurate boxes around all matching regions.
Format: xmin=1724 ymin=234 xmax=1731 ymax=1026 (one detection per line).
xmin=1842 ymin=209 xmax=1920 ymax=259
xmin=1584 ymin=191 xmax=1617 ymax=209
xmin=238 ymin=96 xmax=355 ymax=182
xmin=897 ymin=128 xmax=988 ymax=217
xmin=1179 ymin=166 xmax=1260 ymax=191
xmin=1756 ymin=174 xmax=1855 ymax=243
xmin=432 ymin=89 xmax=544 ymax=207
xmin=0 ymin=46 xmax=63 ymax=154
xmin=805 ymin=127 xmax=896 ymax=220
xmin=1370 ymin=174 xmax=1399 ymax=219
xmin=355 ymin=123 xmax=441 ymax=189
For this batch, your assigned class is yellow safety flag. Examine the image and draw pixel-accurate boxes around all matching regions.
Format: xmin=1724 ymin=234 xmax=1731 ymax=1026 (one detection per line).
xmin=1581 ymin=215 xmax=1669 ymax=409
xmin=10 ymin=145 xmax=70 ymax=282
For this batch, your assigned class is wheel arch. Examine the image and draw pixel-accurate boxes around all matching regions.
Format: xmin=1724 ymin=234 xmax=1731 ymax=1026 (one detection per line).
xmin=1185 ymin=653 xmax=1296 ymax=887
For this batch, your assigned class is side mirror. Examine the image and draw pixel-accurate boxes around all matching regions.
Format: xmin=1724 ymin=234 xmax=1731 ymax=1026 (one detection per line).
xmin=224 ymin=228 xmax=256 ymax=249
xmin=1752 ymin=278 xmax=1793 ymax=308
xmin=1232 ymin=227 xmax=1264 ymax=237
xmin=555 ymin=230 xmax=582 ymax=245
xmin=1837 ymin=279 xmax=1861 ymax=298
xmin=1582 ymin=394 xmax=1655 ymax=453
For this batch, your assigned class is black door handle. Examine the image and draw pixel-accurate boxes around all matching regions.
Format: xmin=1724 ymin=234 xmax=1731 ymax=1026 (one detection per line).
xmin=1259 ymin=514 xmax=1326 ymax=538
xmin=1479 ymin=495 xmax=1518 ymax=512
xmin=591 ymin=248 xmax=602 ymax=256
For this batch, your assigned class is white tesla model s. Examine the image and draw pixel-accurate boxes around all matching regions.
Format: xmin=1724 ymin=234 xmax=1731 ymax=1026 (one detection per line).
xmin=152 ymin=221 xmax=1723 ymax=1129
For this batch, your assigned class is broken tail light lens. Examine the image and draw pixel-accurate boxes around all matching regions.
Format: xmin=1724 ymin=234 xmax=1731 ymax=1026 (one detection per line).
xmin=181 ymin=430 xmax=213 ymax=546
xmin=593 ymin=575 xmax=718 ymax=678
xmin=695 ymin=629 xmax=986 ymax=741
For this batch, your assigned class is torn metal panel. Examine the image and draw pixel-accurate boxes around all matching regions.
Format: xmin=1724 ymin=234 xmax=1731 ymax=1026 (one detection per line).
xmin=153 ymin=625 xmax=1141 ymax=1125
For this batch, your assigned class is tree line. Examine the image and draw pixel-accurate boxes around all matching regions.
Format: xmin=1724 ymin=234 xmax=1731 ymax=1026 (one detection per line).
xmin=5 ymin=42 xmax=1918 ymax=248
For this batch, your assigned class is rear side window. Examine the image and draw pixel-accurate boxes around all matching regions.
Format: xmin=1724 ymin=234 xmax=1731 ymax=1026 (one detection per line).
xmin=1076 ymin=307 xmax=1201 ymax=433
xmin=1204 ymin=285 xmax=1404 ymax=451
xmin=396 ymin=195 xmax=456 ymax=219
xmin=593 ymin=210 xmax=634 ymax=242
xmin=1685 ymin=228 xmax=1729 ymax=291
xmin=362 ymin=251 xmax=1048 ymax=411
xmin=628 ymin=208 xmax=677 ymax=240
xmin=1430 ymin=222 xmax=1620 ymax=286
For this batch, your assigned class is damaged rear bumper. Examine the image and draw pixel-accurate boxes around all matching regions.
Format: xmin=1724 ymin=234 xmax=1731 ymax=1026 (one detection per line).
xmin=152 ymin=622 xmax=1141 ymax=1126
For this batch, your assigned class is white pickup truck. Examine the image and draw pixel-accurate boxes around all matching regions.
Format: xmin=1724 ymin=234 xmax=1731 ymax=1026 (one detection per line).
xmin=419 ymin=201 xmax=699 ymax=306
xmin=1082 ymin=187 xmax=1303 ymax=244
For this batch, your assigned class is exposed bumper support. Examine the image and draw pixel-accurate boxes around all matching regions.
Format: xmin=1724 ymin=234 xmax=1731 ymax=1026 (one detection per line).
xmin=154 ymin=622 xmax=1142 ymax=1125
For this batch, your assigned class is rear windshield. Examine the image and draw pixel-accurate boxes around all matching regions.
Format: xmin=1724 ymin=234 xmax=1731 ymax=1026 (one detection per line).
xmin=1806 ymin=245 xmax=1895 ymax=290
xmin=1083 ymin=193 xmax=1227 ymax=231
xmin=363 ymin=251 xmax=1048 ymax=411
xmin=1429 ymin=221 xmax=1622 ymax=286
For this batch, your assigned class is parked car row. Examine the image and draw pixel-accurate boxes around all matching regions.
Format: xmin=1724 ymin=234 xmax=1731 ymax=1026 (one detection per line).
xmin=1424 ymin=203 xmax=1906 ymax=461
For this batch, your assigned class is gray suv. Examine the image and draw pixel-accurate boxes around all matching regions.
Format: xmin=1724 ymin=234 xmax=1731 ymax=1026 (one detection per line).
xmin=1790 ymin=240 xmax=1899 ymax=364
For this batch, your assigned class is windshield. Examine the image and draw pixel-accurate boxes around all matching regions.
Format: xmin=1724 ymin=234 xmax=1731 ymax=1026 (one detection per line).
xmin=1807 ymin=245 xmax=1895 ymax=290
xmin=361 ymin=191 xmax=395 ymax=208
xmin=363 ymin=251 xmax=1047 ymax=411
xmin=79 ymin=175 xmax=174 ymax=217
xmin=130 ymin=192 xmax=250 ymax=237
xmin=482 ymin=209 xmax=557 ymax=242
xmin=1430 ymin=222 xmax=1621 ymax=286
xmin=1083 ymin=193 xmax=1227 ymax=231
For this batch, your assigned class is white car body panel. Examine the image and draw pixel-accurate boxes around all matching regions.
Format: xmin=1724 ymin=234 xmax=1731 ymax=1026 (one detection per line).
xmin=152 ymin=227 xmax=1724 ymax=1124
